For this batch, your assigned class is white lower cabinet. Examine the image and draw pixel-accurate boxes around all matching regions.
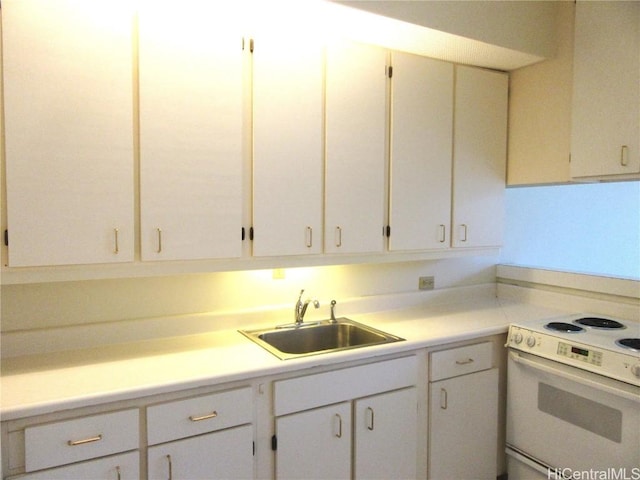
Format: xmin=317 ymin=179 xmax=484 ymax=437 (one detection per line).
xmin=148 ymin=425 xmax=253 ymax=480
xmin=7 ymin=452 xmax=139 ymax=480
xmin=428 ymin=342 xmax=499 ymax=480
xmin=146 ymin=387 xmax=254 ymax=480
xmin=273 ymin=356 xmax=418 ymax=480
xmin=276 ymin=402 xmax=352 ymax=480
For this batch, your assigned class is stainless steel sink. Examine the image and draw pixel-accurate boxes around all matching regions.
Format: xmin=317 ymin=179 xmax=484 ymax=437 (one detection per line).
xmin=239 ymin=318 xmax=404 ymax=360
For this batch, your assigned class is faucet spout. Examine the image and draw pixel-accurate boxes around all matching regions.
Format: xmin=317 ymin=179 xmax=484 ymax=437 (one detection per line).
xmin=294 ymin=289 xmax=320 ymax=326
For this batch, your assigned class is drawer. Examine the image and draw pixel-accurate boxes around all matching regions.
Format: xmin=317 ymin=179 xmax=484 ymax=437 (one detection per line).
xmin=24 ymin=409 xmax=139 ymax=472
xmin=147 ymin=387 xmax=252 ymax=446
xmin=274 ymin=356 xmax=417 ymax=416
xmin=430 ymin=341 xmax=493 ymax=381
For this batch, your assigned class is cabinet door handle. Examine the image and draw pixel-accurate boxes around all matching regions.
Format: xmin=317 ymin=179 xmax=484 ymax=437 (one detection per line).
xmin=455 ymin=358 xmax=474 ymax=365
xmin=335 ymin=226 xmax=342 ymax=247
xmin=166 ymin=454 xmax=173 ymax=480
xmin=440 ymin=388 xmax=448 ymax=410
xmin=366 ymin=407 xmax=374 ymax=431
xmin=621 ymin=145 xmax=629 ymax=166
xmin=334 ymin=413 xmax=343 ymax=438
xmin=113 ymin=228 xmax=119 ymax=254
xmin=189 ymin=411 xmax=218 ymax=422
xmin=306 ymin=226 xmax=313 ymax=248
xmin=116 ymin=465 xmax=121 ymax=480
xmin=157 ymin=228 xmax=163 ymax=253
xmin=438 ymin=224 xmax=446 ymax=243
xmin=68 ymin=434 xmax=102 ymax=446
xmin=460 ymin=224 xmax=468 ymax=242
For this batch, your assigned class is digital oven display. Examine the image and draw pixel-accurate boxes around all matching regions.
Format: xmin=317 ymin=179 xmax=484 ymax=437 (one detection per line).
xmin=557 ymin=342 xmax=603 ymax=366
xmin=571 ymin=346 xmax=589 ymax=357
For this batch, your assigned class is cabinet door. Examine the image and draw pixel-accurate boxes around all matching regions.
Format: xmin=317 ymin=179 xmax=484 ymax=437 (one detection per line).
xmin=429 ymin=368 xmax=498 ymax=480
xmin=571 ymin=1 xmax=640 ymax=178
xmin=252 ymin=33 xmax=324 ymax=256
xmin=148 ymin=425 xmax=253 ymax=480
xmin=325 ymin=41 xmax=387 ymax=254
xmin=3 ymin=0 xmax=134 ymax=266
xmin=452 ymin=66 xmax=507 ymax=248
xmin=8 ymin=451 xmax=139 ymax=480
xmin=275 ymin=402 xmax=351 ymax=480
xmin=354 ymin=387 xmax=418 ymax=480
xmin=389 ymin=52 xmax=454 ymax=251
xmin=138 ymin=5 xmax=244 ymax=261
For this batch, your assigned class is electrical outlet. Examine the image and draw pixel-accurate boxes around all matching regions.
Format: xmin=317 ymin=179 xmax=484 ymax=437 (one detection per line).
xmin=419 ymin=276 xmax=435 ymax=290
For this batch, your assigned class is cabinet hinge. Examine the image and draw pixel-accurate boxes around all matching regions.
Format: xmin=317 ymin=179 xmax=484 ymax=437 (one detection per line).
xmin=385 ymin=225 xmax=391 ymax=237
xmin=250 ymin=38 xmax=255 ymax=53
xmin=241 ymin=227 xmax=246 ymax=241
xmin=271 ymin=435 xmax=277 ymax=451
xmin=249 ymin=226 xmax=254 ymax=241
xmin=4 ymin=229 xmax=8 ymax=247
xmin=253 ymin=441 xmax=256 ymax=456
xmin=387 ymin=65 xmax=393 ymax=78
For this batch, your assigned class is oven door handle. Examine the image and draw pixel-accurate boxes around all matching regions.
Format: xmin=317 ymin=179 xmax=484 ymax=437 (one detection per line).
xmin=509 ymin=351 xmax=640 ymax=404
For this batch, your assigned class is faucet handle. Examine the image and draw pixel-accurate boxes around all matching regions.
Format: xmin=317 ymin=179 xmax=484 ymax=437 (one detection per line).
xmin=330 ymin=300 xmax=337 ymax=323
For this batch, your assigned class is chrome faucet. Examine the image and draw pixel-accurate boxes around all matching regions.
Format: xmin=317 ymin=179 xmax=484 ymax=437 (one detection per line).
xmin=294 ymin=289 xmax=320 ymax=326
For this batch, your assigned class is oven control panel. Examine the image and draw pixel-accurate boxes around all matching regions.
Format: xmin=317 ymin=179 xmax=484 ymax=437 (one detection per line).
xmin=557 ymin=342 xmax=603 ymax=366
xmin=507 ymin=325 xmax=640 ymax=387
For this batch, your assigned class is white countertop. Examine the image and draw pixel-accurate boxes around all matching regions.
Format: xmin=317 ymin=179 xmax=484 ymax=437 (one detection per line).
xmin=0 ymin=298 xmax=568 ymax=420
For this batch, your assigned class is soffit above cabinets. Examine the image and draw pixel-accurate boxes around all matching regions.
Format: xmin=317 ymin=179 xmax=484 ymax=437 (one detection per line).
xmin=328 ymin=0 xmax=552 ymax=71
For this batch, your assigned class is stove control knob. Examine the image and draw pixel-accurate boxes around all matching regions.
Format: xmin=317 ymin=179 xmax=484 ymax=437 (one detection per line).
xmin=526 ymin=336 xmax=536 ymax=348
xmin=631 ymin=363 xmax=640 ymax=379
xmin=513 ymin=332 xmax=523 ymax=345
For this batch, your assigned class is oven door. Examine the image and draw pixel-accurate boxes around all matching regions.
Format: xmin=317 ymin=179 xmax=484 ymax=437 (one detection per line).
xmin=507 ymin=350 xmax=640 ymax=474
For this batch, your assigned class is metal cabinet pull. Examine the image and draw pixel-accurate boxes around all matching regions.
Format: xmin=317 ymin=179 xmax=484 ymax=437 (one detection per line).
xmin=455 ymin=358 xmax=474 ymax=365
xmin=306 ymin=226 xmax=313 ymax=248
xmin=116 ymin=466 xmax=121 ymax=480
xmin=460 ymin=224 xmax=468 ymax=242
xmin=67 ymin=434 xmax=102 ymax=446
xmin=440 ymin=388 xmax=448 ymax=410
xmin=335 ymin=226 xmax=342 ymax=247
xmin=366 ymin=407 xmax=374 ymax=431
xmin=113 ymin=228 xmax=119 ymax=254
xmin=334 ymin=413 xmax=343 ymax=438
xmin=189 ymin=411 xmax=217 ymax=422
xmin=166 ymin=454 xmax=173 ymax=480
xmin=438 ymin=224 xmax=446 ymax=243
xmin=157 ymin=228 xmax=163 ymax=253
xmin=621 ymin=145 xmax=629 ymax=166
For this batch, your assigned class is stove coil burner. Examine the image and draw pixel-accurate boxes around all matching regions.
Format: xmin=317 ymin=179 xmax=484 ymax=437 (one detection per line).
xmin=574 ymin=317 xmax=626 ymax=329
xmin=544 ymin=322 xmax=585 ymax=333
xmin=615 ymin=338 xmax=640 ymax=352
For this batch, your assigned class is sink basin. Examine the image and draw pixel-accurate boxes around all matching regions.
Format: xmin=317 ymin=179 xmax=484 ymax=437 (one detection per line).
xmin=240 ymin=318 xmax=404 ymax=360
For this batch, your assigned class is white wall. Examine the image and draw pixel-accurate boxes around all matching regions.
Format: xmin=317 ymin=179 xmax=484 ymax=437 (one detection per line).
xmin=500 ymin=182 xmax=640 ymax=279
xmin=1 ymin=257 xmax=498 ymax=334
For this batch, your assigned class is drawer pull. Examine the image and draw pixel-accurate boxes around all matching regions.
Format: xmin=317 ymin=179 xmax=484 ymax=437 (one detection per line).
xmin=455 ymin=358 xmax=474 ymax=365
xmin=67 ymin=434 xmax=102 ymax=446
xmin=189 ymin=411 xmax=218 ymax=422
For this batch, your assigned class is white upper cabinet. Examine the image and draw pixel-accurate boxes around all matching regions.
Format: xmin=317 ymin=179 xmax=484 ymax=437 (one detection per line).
xmin=252 ymin=33 xmax=324 ymax=256
xmin=325 ymin=40 xmax=387 ymax=254
xmin=389 ymin=52 xmax=454 ymax=251
xmin=570 ymin=1 xmax=640 ymax=178
xmin=138 ymin=5 xmax=244 ymax=261
xmin=3 ymin=0 xmax=135 ymax=266
xmin=452 ymin=66 xmax=508 ymax=248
